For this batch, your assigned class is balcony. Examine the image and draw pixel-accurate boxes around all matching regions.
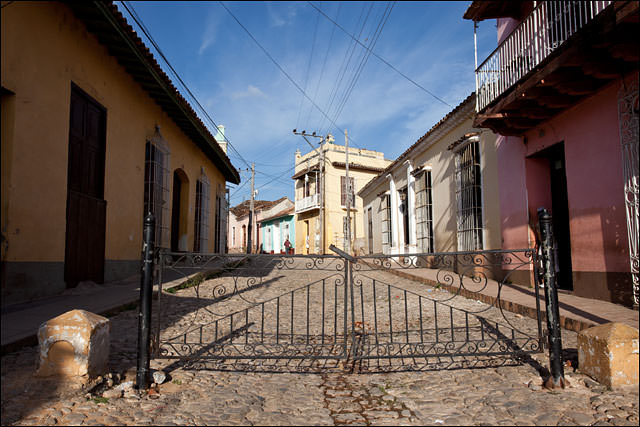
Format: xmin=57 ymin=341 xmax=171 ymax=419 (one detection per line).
xmin=295 ymin=193 xmax=320 ymax=213
xmin=473 ymin=1 xmax=638 ymax=135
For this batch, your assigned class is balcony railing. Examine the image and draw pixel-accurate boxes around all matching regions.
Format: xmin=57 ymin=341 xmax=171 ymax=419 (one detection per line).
xmin=475 ymin=1 xmax=613 ymax=112
xmin=295 ymin=193 xmax=320 ymax=213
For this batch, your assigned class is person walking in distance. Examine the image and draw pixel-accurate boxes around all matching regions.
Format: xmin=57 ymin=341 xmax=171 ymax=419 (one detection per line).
xmin=284 ymin=236 xmax=291 ymax=255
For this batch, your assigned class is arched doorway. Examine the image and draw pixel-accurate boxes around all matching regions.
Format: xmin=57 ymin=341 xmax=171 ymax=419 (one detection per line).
xmin=171 ymin=169 xmax=189 ymax=252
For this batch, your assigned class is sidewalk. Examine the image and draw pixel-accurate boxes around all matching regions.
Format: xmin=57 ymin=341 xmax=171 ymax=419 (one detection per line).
xmin=1 ymin=256 xmax=237 ymax=354
xmin=383 ymin=266 xmax=638 ymax=332
xmin=1 ymin=274 xmax=144 ymax=354
xmin=2 ymin=263 xmax=638 ymax=354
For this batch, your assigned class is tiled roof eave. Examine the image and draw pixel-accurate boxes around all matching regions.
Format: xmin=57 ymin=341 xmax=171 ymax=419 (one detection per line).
xmin=66 ymin=1 xmax=240 ymax=184
xmin=358 ymin=93 xmax=475 ymax=197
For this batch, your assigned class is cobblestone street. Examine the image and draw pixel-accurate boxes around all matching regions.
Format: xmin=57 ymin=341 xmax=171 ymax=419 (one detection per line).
xmin=2 ymin=258 xmax=638 ymax=426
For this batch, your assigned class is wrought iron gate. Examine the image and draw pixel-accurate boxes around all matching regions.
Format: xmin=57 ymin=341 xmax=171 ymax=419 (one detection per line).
xmin=347 ymin=248 xmax=544 ymax=372
xmin=151 ymin=246 xmax=544 ymax=372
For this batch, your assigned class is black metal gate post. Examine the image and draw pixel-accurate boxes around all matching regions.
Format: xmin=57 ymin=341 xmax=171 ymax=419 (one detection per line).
xmin=136 ymin=213 xmax=155 ymax=390
xmin=537 ymin=207 xmax=566 ymax=389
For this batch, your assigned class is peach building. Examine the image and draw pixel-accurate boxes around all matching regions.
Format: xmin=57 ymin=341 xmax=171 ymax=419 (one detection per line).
xmin=1 ymin=2 xmax=240 ymax=305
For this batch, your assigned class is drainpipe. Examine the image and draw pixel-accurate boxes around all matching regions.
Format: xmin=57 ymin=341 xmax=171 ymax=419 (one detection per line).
xmin=474 ymin=20 xmax=479 ymax=112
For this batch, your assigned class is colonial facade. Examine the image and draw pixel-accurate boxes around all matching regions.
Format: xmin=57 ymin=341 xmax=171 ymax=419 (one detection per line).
xmin=293 ymin=140 xmax=391 ymax=254
xmin=1 ymin=2 xmax=240 ymax=305
xmin=228 ymin=197 xmax=289 ymax=253
xmin=465 ymin=1 xmax=639 ymax=306
xmin=258 ymin=200 xmax=295 ymax=254
xmin=358 ymin=94 xmax=502 ymax=256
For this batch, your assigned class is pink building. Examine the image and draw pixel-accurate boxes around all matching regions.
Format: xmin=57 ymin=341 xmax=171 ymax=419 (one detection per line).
xmin=465 ymin=1 xmax=638 ymax=307
xmin=227 ymin=197 xmax=290 ymax=253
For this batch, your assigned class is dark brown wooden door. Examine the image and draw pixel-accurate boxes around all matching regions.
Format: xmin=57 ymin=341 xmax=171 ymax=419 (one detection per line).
xmin=64 ymin=84 xmax=107 ymax=286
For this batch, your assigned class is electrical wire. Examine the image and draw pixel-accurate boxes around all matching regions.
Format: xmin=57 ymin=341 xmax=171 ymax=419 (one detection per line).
xmin=256 ymin=166 xmax=296 ymax=191
xmin=303 ymin=2 xmax=341 ymax=127
xmin=313 ymin=3 xmax=364 ymax=135
xmin=318 ymin=2 xmax=373 ymax=136
xmin=307 ymin=0 xmax=453 ymax=108
xmin=296 ymin=2 xmax=321 ymax=130
xmin=120 ymin=1 xmax=253 ymax=170
xmin=330 ymin=2 xmax=394 ymax=128
xmin=219 ymin=1 xmax=366 ymax=151
xmin=325 ymin=1 xmax=380 ymax=131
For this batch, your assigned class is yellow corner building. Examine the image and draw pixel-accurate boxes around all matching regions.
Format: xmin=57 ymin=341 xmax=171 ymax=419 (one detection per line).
xmin=293 ymin=137 xmax=391 ymax=255
xmin=1 ymin=2 xmax=240 ymax=305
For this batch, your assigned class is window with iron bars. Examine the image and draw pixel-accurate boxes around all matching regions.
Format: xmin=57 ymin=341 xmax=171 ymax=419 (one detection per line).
xmin=381 ymin=193 xmax=391 ymax=251
xmin=415 ymin=170 xmax=435 ymax=253
xmin=455 ymin=141 xmax=483 ymax=251
xmin=193 ymin=174 xmax=210 ymax=253
xmin=143 ymin=134 xmax=170 ymax=248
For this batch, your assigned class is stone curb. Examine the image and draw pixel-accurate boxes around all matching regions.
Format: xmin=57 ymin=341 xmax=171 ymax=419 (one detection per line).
xmin=366 ymin=262 xmax=598 ymax=333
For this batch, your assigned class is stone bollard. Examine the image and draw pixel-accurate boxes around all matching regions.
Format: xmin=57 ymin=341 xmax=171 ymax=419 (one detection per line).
xmin=578 ymin=322 xmax=639 ymax=388
xmin=36 ymin=309 xmax=110 ymax=378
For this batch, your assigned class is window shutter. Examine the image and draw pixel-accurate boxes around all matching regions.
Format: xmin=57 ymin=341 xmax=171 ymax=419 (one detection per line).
xmin=381 ymin=194 xmax=389 ymax=247
xmin=414 ymin=172 xmax=425 ymax=251
xmin=350 ymin=177 xmax=355 ymax=206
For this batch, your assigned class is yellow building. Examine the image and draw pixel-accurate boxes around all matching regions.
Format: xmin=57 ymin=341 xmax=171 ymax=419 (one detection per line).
xmin=1 ymin=2 xmax=240 ymax=305
xmin=293 ymin=138 xmax=391 ymax=255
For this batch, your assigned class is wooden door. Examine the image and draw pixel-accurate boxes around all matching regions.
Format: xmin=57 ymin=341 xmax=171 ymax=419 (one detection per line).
xmin=65 ymin=84 xmax=107 ymax=286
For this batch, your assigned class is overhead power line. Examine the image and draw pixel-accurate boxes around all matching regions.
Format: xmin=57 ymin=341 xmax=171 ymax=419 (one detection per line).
xmin=219 ymin=1 xmax=365 ymax=151
xmin=307 ymin=1 xmax=453 ymax=108
xmin=327 ymin=2 xmax=394 ymax=134
xmin=304 ymin=2 xmax=341 ymax=127
xmin=318 ymin=2 xmax=372 ymax=134
xmin=119 ymin=1 xmax=253 ymax=170
xmin=296 ymin=1 xmax=321 ymax=130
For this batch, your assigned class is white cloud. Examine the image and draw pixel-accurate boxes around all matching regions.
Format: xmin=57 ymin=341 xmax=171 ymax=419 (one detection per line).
xmin=231 ymin=85 xmax=268 ymax=100
xmin=266 ymin=2 xmax=299 ymax=27
xmin=198 ymin=10 xmax=219 ymax=55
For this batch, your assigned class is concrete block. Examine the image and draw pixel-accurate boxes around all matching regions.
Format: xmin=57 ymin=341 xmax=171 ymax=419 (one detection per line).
xmin=578 ymin=322 xmax=638 ymax=388
xmin=36 ymin=309 xmax=110 ymax=377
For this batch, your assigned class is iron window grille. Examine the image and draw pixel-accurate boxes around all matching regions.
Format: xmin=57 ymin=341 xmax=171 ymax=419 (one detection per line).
xmin=214 ymin=187 xmax=227 ymax=253
xmin=143 ymin=127 xmax=170 ymax=248
xmin=455 ymin=140 xmax=484 ymax=251
xmin=194 ymin=172 xmax=210 ymax=253
xmin=415 ymin=170 xmax=435 ymax=253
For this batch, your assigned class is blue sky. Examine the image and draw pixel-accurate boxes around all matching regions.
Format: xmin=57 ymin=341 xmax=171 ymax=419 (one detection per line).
xmin=121 ymin=1 xmax=497 ymax=206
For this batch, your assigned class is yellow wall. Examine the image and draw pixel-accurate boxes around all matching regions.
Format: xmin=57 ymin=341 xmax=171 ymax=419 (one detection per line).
xmin=293 ymin=142 xmax=391 ymax=254
xmin=1 ymin=2 xmax=228 ymax=302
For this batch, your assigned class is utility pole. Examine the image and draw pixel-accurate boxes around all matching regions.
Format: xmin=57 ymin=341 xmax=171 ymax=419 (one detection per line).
xmin=247 ymin=162 xmax=255 ymax=254
xmin=318 ymin=139 xmax=325 ymax=254
xmin=345 ymin=129 xmax=351 ymax=255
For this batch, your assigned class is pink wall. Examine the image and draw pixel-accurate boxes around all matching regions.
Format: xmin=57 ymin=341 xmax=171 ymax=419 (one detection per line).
xmin=523 ymin=78 xmax=629 ymax=272
xmin=497 ymin=18 xmax=521 ymax=44
xmin=498 ymin=76 xmax=632 ymax=275
xmin=496 ymin=135 xmax=529 ymax=250
xmin=228 ymin=210 xmax=265 ymax=253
